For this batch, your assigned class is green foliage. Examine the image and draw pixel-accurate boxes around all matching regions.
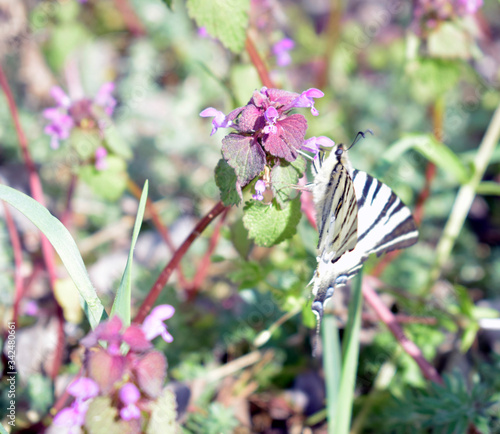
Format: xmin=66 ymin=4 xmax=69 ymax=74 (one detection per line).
xmin=242 ymin=196 xmax=302 ymax=246
xmin=214 ymin=159 xmax=241 ymax=206
xmin=375 ymin=372 xmax=498 ymax=433
xmin=160 ymin=0 xmax=174 ymax=11
xmin=184 ymin=403 xmax=239 ymax=434
xmin=0 ymin=185 xmax=105 ymax=329
xmin=427 ymin=22 xmax=480 ymax=60
xmin=406 ymin=57 xmax=461 ymax=105
xmin=78 ymin=155 xmax=128 ymax=201
xmin=110 ymin=180 xmax=149 ymax=325
xmin=186 ymin=0 xmax=250 ymax=53
xmin=27 ymin=374 xmax=53 ymax=415
xmin=147 ymin=389 xmax=179 ymax=433
xmin=85 ymin=397 xmax=130 ymax=434
xmin=270 ymin=156 xmax=306 ymax=207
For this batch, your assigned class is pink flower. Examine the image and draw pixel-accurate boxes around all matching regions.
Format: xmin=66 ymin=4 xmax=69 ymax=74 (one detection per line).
xmin=290 ymin=88 xmax=324 ymax=116
xmin=94 ymin=82 xmax=117 ymax=116
xmin=141 ymin=305 xmax=175 ymax=343
xmin=252 ymin=180 xmax=266 ymax=201
xmin=302 ymin=136 xmax=335 ymax=156
xmin=199 ymin=107 xmax=235 ymax=135
xmin=272 ymin=38 xmax=295 ymax=67
xmin=95 ymin=146 xmax=108 ymax=171
xmin=119 ymin=383 xmax=141 ymax=420
xmin=53 ymin=377 xmax=99 ymax=431
xmin=43 ymin=82 xmax=116 ymax=149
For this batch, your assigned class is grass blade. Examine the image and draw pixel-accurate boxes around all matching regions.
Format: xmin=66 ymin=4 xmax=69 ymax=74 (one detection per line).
xmin=110 ymin=180 xmax=149 ymax=325
xmin=323 ymin=313 xmax=342 ymax=434
xmin=334 ymin=270 xmax=363 ymax=434
xmin=0 ymin=184 xmax=105 ymax=328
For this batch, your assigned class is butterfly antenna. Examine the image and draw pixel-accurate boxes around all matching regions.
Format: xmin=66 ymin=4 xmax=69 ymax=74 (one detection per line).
xmin=347 ymin=129 xmax=374 ymax=151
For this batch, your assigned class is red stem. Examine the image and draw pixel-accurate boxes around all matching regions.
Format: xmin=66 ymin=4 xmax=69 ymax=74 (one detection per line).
xmin=316 ymin=0 xmax=343 ymax=89
xmin=245 ymin=35 xmax=275 ymax=89
xmin=188 ymin=207 xmax=229 ymax=296
xmin=0 ymin=64 xmax=64 ymax=380
xmin=363 ymin=277 xmax=442 ymax=384
xmin=113 ymin=0 xmax=146 ymax=37
xmin=362 ymin=312 xmax=437 ymax=325
xmin=135 ymin=201 xmax=228 ymax=323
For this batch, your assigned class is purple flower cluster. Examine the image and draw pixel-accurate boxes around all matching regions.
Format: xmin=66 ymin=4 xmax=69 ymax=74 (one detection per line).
xmin=43 ymin=83 xmax=116 ymax=150
xmin=272 ymin=38 xmax=295 ymax=67
xmin=53 ymin=305 xmax=174 ymax=430
xmin=201 ymin=87 xmax=324 ymax=201
xmin=53 ymin=377 xmax=99 ymax=432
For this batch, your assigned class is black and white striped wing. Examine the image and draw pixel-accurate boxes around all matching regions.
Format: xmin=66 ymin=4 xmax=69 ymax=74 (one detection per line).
xmin=311 ymin=168 xmax=418 ymax=319
xmin=333 ymin=169 xmax=419 ymax=280
xmin=312 ymin=151 xmax=358 ymax=264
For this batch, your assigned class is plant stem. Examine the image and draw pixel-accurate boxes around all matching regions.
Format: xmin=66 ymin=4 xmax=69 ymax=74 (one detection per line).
xmin=429 ymin=102 xmax=500 ymax=285
xmin=245 ymin=34 xmax=275 ymax=89
xmin=333 ymin=270 xmax=363 ymax=434
xmin=113 ymin=0 xmax=146 ymax=36
xmin=0 ymin=64 xmax=65 ymax=380
xmin=188 ymin=207 xmax=229 ymax=296
xmin=363 ymin=276 xmax=442 ymax=384
xmin=316 ymin=0 xmax=343 ymax=89
xmin=134 ymin=200 xmax=228 ymax=323
xmin=323 ymin=314 xmax=341 ymax=434
xmin=126 ymin=178 xmax=190 ymax=289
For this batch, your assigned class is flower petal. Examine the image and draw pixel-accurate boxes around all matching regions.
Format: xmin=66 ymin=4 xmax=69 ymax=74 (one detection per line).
xmin=119 ymin=383 xmax=141 ymax=405
xmin=67 ymin=377 xmax=99 ymax=400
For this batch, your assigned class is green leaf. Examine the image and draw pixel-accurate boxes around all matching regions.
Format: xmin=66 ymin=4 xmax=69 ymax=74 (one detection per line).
xmin=104 ymin=124 xmax=133 ymax=160
xmin=229 ymin=217 xmax=252 ymax=258
xmin=461 ymin=322 xmax=479 ymax=353
xmin=186 ymin=0 xmax=250 ymax=53
xmin=78 ymin=155 xmax=128 ymax=201
xmin=377 ymin=134 xmax=470 ymax=184
xmin=242 ymin=196 xmax=302 ymax=246
xmin=47 ymin=23 xmax=90 ymax=71
xmin=85 ymin=397 xmax=129 ymax=434
xmin=334 ymin=271 xmax=363 ymax=434
xmin=160 ymin=0 xmax=174 ymax=10
xmin=271 ymin=156 xmax=306 ymax=207
xmin=27 ymin=374 xmax=53 ymax=414
xmin=323 ymin=314 xmax=342 ymax=430
xmin=406 ymin=58 xmax=461 ymax=105
xmin=110 ymin=180 xmax=148 ymax=326
xmin=214 ymin=159 xmax=242 ymax=206
xmin=476 ymin=181 xmax=500 ymax=195
xmin=0 ymin=421 xmax=7 ymax=434
xmin=147 ymin=389 xmax=178 ymax=434
xmin=427 ymin=22 xmax=478 ymax=60
xmin=0 ymin=185 xmax=105 ymax=329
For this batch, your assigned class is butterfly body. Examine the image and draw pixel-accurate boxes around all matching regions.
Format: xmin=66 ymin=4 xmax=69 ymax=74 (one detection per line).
xmin=310 ymin=143 xmax=419 ymax=321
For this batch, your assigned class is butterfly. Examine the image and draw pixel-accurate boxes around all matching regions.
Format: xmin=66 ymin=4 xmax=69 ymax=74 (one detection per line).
xmin=310 ymin=132 xmax=419 ymax=323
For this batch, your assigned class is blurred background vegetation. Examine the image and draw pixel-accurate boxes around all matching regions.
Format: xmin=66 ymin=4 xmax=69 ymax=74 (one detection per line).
xmin=1 ymin=0 xmax=500 ymax=432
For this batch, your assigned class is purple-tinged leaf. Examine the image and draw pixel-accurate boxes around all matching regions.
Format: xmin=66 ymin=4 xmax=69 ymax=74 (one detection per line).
xmin=222 ymin=134 xmax=266 ymax=186
xmin=87 ymin=348 xmax=126 ymax=393
xmin=123 ymin=325 xmax=153 ymax=352
xmin=134 ymin=351 xmax=167 ymax=399
xmin=237 ymin=104 xmax=265 ymax=132
xmin=262 ymin=114 xmax=307 ymax=162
